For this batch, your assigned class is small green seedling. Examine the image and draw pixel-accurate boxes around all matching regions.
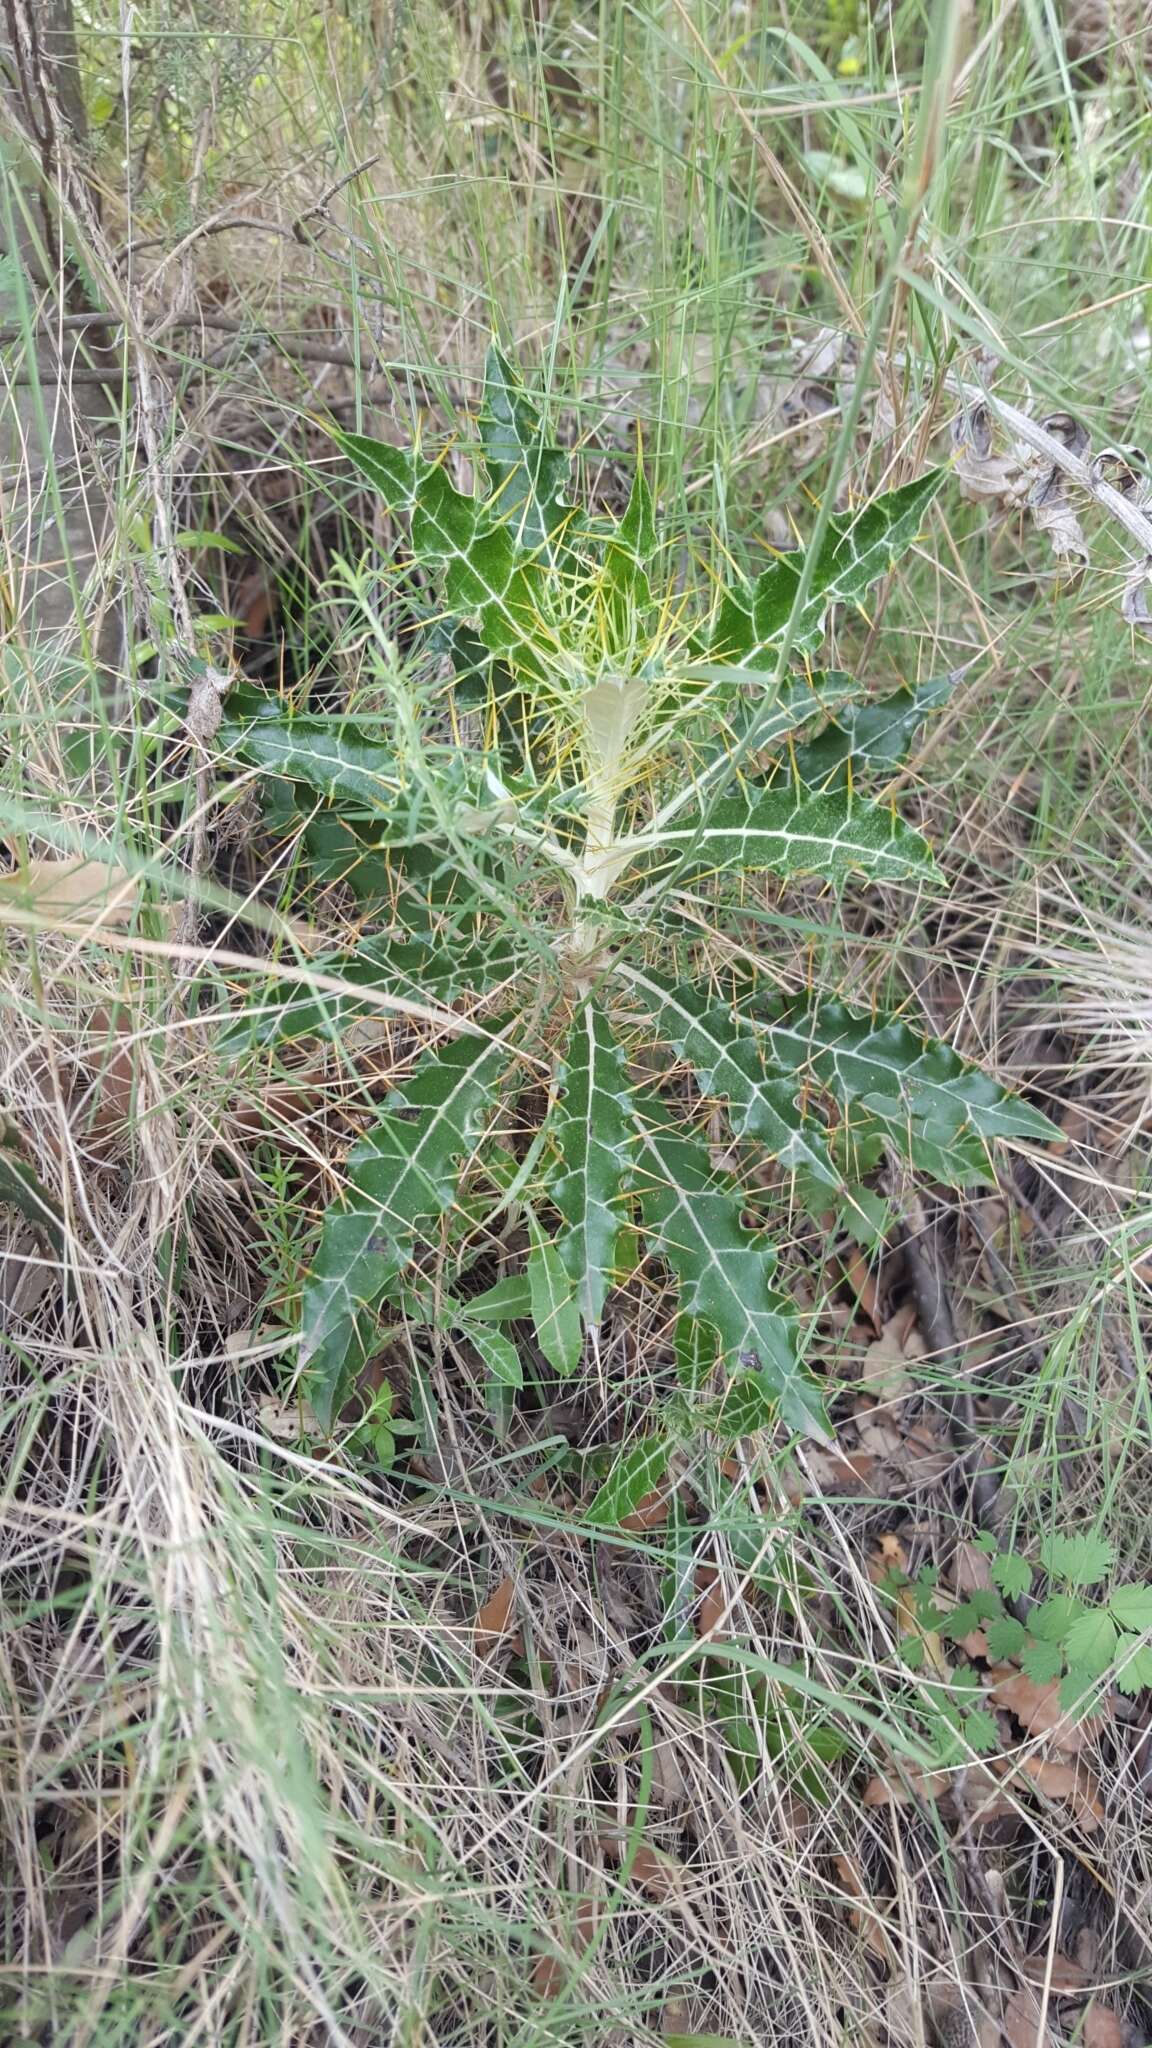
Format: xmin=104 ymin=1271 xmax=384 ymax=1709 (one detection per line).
xmin=897 ymin=1533 xmax=1152 ymax=1712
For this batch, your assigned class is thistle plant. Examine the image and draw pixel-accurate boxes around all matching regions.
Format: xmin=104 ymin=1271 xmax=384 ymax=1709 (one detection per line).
xmin=222 ymin=347 xmax=1055 ymax=1514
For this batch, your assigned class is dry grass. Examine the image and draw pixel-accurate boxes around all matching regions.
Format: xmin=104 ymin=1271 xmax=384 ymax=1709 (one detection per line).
xmin=5 ymin=2 xmax=1152 ymax=2044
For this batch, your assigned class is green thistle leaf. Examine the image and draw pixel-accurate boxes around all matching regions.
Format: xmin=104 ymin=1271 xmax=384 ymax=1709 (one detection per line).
xmin=221 ymin=703 xmax=405 ymax=810
xmin=712 ymin=1369 xmax=787 ymax=1441
xmin=527 ymin=1215 xmax=583 ymax=1377
xmin=221 ymin=936 xmax=524 ymax=1053
xmin=627 ymin=1093 xmax=825 ymax=1439
xmin=710 ymin=468 xmax=944 ymax=665
xmin=332 ymin=430 xmax=416 ymax=506
xmin=551 ymin=1001 xmax=635 ymax=1327
xmin=333 ymin=425 xmax=545 ymax=661
xmin=457 ymin=1274 xmax=534 ymax=1323
xmin=790 ymin=670 xmax=957 ymax=789
xmin=636 ymin=786 xmax=934 ymax=890
xmin=464 ymin=1321 xmax=524 ymax=1391
xmin=301 ymin=1030 xmax=511 ymax=1425
xmin=605 ymin=461 xmax=658 ymax=615
xmin=480 ymin=343 xmax=571 ymax=557
xmin=674 ymin=1314 xmax=718 ymax=1391
xmin=589 ymin=1437 xmax=671 ymax=1526
xmin=619 ymin=968 xmax=838 ymax=1185
xmin=747 ymin=993 xmax=1060 ymax=1170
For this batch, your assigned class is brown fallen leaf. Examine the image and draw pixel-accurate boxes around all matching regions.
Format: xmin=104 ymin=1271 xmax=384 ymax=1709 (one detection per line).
xmin=842 ymin=1241 xmax=882 ymax=1332
xmin=956 ymin=1763 xmax=1018 ymax=1825
xmin=862 ymin=1768 xmax=952 ymax=1808
xmin=853 ymin=1401 xmax=905 ymax=1458
xmin=957 ymin=1627 xmax=990 ymax=1661
xmin=925 ymin=1987 xmax=1002 ymax=2048
xmin=1049 ymin=1101 xmax=1093 ymax=1157
xmin=694 ymin=1563 xmax=727 ymax=1643
xmin=871 ymin=1529 xmax=910 ymax=1576
xmin=1003 ymin=1984 xmax=1057 ymax=2048
xmin=620 ymin=1486 xmax=671 ymax=1532
xmin=777 ymin=1790 xmax=813 ymax=1841
xmin=659 ymin=1994 xmax=691 ymax=2039
xmin=899 ymin=1415 xmax=954 ymax=1484
xmin=77 ymin=1004 xmax=135 ymax=1144
xmin=1083 ymin=2002 xmax=1126 ymax=2048
xmin=632 ymin=1842 xmax=684 ymax=1900
xmin=863 ymin=1761 xmax=1012 ymax=1818
xmin=859 ymin=1302 xmax=924 ymax=1401
xmin=600 ymin=1832 xmax=685 ymax=1901
xmin=531 ymin=1895 xmax=598 ymax=1997
xmin=1018 ymin=1952 xmax=1089 ymax=1993
xmin=233 ymin=1080 xmax=329 ymax=1144
xmin=0 ymin=857 xmax=139 ymax=928
xmin=833 ymin=1850 xmax=892 ymax=1962
xmin=784 ymin=1445 xmax=878 ymax=1500
xmin=990 ymin=1668 xmax=1107 ymax=1755
xmin=866 ymin=1529 xmax=952 ymax=1677
xmin=531 ymin=1954 xmax=565 ymax=2000
xmin=475 ymin=1575 xmax=522 ymax=1655
xmin=953 ymin=1541 xmax=996 ymax=1595
xmin=1019 ymin=1755 xmax=1105 ymax=1832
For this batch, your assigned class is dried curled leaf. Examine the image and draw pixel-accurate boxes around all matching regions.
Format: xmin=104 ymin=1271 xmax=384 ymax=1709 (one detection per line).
xmin=952 ymin=402 xmax=1024 ymax=504
xmin=1089 ymin=445 xmax=1150 ymax=501
xmin=1121 ymin=555 xmax=1152 ymax=637
xmin=1087 ymin=448 xmax=1152 ymax=633
xmin=952 ymin=403 xmax=1089 ymax=566
xmin=775 ymin=326 xmax=895 ymax=474
xmin=186 ymin=660 xmax=233 ymax=741
xmin=989 ymin=1666 xmax=1108 ymax=1754
xmin=1028 ymin=413 xmax=1090 ymax=566
xmin=1019 ymin=1754 xmax=1105 ymax=1832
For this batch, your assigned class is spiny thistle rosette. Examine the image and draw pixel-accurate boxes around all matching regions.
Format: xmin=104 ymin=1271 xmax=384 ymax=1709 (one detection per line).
xmin=222 ymin=346 xmax=1056 ymax=1514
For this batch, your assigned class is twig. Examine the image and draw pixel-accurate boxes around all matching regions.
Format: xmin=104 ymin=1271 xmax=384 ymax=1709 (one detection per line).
xmin=290 ymin=153 xmax=381 ymax=242
xmin=1 ymin=308 xmax=397 ymax=373
xmin=898 ymin=1188 xmax=1007 ymax=1534
xmin=119 ymin=215 xmax=296 ymax=260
